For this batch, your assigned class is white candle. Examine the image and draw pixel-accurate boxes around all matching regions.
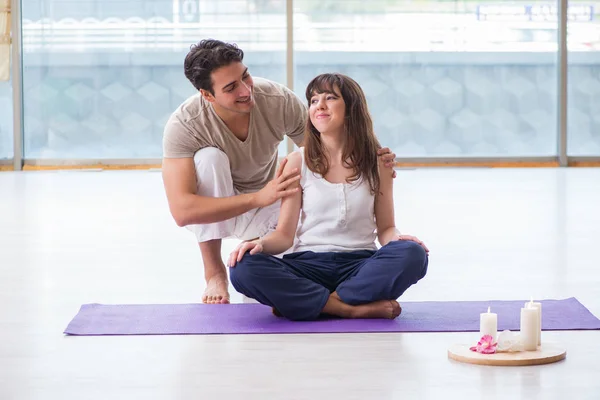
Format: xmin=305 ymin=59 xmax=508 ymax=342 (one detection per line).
xmin=524 ymin=298 xmax=542 ymax=345
xmin=480 ymin=306 xmax=497 ymax=341
xmin=520 ymin=305 xmax=538 ymax=351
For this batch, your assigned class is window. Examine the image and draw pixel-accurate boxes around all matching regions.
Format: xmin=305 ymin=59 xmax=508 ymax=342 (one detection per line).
xmin=0 ymin=0 xmax=11 ymax=160
xmin=0 ymin=79 xmax=11 ymax=160
xmin=21 ymin=0 xmax=286 ymax=159
xmin=10 ymin=0 xmax=598 ymax=163
xmin=294 ymin=0 xmax=558 ymax=157
xmin=567 ymin=3 xmax=600 ymax=156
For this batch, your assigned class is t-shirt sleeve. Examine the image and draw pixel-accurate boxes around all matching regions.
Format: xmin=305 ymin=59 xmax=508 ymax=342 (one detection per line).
xmin=162 ymin=115 xmax=202 ymax=158
xmin=283 ymin=87 xmax=308 ymax=147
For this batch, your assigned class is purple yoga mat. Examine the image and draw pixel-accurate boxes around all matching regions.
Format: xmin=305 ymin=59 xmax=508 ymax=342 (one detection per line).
xmin=63 ymin=297 xmax=600 ymax=336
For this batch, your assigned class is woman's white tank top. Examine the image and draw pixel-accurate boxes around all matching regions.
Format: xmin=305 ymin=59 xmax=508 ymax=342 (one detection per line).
xmin=292 ymin=148 xmax=378 ymax=253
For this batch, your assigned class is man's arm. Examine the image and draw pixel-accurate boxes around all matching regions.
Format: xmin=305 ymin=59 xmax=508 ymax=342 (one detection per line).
xmin=162 ymin=157 xmax=300 ymax=227
xmin=162 ymin=157 xmax=255 ymax=226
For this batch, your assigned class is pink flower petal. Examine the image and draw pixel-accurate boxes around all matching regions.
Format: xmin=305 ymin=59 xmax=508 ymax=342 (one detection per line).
xmin=470 ymin=335 xmax=498 ymax=354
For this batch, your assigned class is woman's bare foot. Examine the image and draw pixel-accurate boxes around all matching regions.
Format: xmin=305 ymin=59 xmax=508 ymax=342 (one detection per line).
xmin=351 ymin=300 xmax=401 ymax=319
xmin=272 ymin=307 xmax=283 ymax=317
xmin=322 ymin=293 xmax=401 ymax=319
xmin=202 ymin=273 xmax=230 ymax=304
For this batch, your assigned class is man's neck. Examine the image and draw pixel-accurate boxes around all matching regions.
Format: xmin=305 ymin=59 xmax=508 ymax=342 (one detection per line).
xmin=212 ymin=103 xmax=250 ymax=140
xmin=211 ymin=103 xmax=244 ymax=125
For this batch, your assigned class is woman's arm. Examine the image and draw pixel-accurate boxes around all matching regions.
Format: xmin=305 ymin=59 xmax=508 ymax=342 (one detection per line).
xmin=259 ymin=151 xmax=303 ymax=254
xmin=374 ymin=161 xmax=430 ymax=253
xmin=374 ymin=159 xmax=399 ymax=247
xmin=228 ymin=151 xmax=303 ymax=266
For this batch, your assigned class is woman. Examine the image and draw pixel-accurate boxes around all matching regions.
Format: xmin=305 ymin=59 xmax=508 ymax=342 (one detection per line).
xmin=228 ymin=73 xmax=429 ymax=321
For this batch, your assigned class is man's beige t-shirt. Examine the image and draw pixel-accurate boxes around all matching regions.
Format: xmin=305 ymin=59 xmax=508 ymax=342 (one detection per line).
xmin=162 ymin=77 xmax=307 ymax=194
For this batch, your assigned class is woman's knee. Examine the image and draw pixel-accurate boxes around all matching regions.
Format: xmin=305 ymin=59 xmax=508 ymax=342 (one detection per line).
xmin=229 ymin=253 xmax=273 ymax=291
xmin=404 ymin=241 xmax=428 ymax=279
xmin=388 ymin=240 xmax=428 ymax=279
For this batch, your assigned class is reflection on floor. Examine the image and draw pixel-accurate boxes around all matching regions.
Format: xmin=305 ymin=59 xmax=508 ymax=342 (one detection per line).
xmin=1 ymin=167 xmax=599 ymax=399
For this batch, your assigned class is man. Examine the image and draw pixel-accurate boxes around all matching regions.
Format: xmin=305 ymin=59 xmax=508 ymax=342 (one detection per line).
xmin=162 ymin=39 xmax=396 ymax=304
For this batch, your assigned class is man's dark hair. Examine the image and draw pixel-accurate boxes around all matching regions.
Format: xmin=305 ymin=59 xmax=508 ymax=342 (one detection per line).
xmin=184 ymin=39 xmax=244 ymax=94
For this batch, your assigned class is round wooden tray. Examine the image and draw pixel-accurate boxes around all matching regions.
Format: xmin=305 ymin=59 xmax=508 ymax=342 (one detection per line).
xmin=448 ymin=342 xmax=566 ymax=366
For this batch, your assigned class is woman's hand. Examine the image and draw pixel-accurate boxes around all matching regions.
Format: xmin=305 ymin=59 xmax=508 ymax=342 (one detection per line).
xmin=377 ymin=147 xmax=397 ymax=178
xmin=397 ymin=234 xmax=429 ymax=253
xmin=228 ymin=239 xmax=264 ymax=267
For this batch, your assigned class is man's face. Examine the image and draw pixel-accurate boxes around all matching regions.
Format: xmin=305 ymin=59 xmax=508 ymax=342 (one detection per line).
xmin=202 ymin=62 xmax=255 ymax=115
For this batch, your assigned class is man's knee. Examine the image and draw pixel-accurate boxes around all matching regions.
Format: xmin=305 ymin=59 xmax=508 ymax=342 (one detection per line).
xmin=193 ymin=147 xmax=230 ymax=174
xmin=189 ymin=147 xmax=234 ymax=200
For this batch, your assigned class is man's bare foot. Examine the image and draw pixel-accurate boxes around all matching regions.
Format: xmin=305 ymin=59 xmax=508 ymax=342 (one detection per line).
xmin=202 ymin=274 xmax=230 ymax=304
xmin=351 ymin=300 xmax=402 ymax=319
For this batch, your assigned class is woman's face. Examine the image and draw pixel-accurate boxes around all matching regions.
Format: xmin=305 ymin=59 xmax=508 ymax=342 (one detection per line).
xmin=309 ymin=85 xmax=346 ymax=136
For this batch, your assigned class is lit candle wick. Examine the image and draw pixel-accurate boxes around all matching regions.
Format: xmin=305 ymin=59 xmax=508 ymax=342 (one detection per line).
xmin=487 ymin=306 xmax=490 ymax=313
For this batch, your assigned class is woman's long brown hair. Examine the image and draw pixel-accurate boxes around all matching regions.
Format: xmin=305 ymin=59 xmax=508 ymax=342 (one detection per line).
xmin=304 ymin=73 xmax=382 ymax=194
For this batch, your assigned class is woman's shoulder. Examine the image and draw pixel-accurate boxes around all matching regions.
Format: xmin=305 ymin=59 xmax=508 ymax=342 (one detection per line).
xmin=285 ymin=148 xmax=304 ymax=169
xmin=284 ymin=148 xmax=309 ymax=185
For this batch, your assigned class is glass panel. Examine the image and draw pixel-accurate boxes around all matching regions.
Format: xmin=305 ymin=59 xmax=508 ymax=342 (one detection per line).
xmin=567 ymin=2 xmax=600 ymax=156
xmin=21 ymin=0 xmax=286 ymax=159
xmin=0 ymin=77 xmax=12 ymax=160
xmin=294 ymin=0 xmax=558 ymax=158
xmin=0 ymin=0 xmax=11 ymax=161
